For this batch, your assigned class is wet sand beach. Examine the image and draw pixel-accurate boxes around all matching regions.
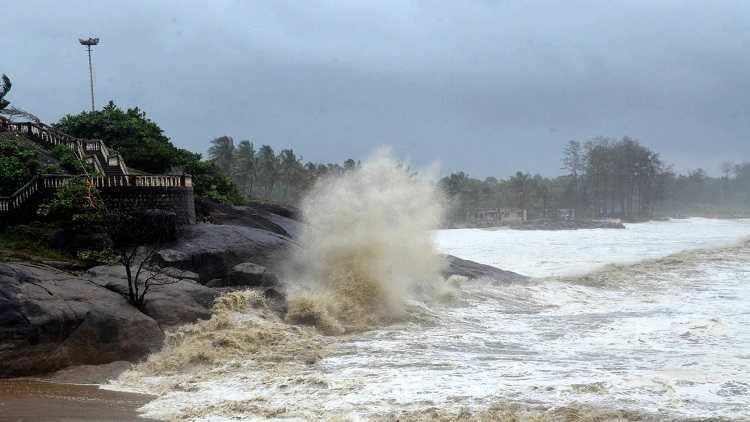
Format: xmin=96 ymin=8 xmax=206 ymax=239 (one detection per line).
xmin=0 ymin=379 xmax=154 ymax=421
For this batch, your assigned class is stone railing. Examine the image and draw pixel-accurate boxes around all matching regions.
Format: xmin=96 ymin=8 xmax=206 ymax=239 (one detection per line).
xmin=2 ymin=121 xmax=127 ymax=175
xmin=0 ymin=174 xmax=193 ymax=215
xmin=0 ymin=176 xmax=43 ymax=213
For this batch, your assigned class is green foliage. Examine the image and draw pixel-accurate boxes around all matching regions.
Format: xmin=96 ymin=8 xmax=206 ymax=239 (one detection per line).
xmin=208 ymin=136 xmax=235 ymax=175
xmin=0 ymin=223 xmax=73 ymax=262
xmin=206 ymin=136 xmax=357 ymax=204
xmin=55 ymin=101 xmax=179 ymax=174
xmin=441 ymin=137 xmax=750 ymax=224
xmin=180 ymin=154 xmax=245 ymax=205
xmin=77 ymin=248 xmax=117 ymax=266
xmin=0 ymin=139 xmax=40 ymax=195
xmin=54 ymin=102 xmax=244 ymax=205
xmin=38 ymin=177 xmax=103 ymax=226
xmin=43 ymin=164 xmax=61 ymax=173
xmin=49 ymin=144 xmax=93 ymax=174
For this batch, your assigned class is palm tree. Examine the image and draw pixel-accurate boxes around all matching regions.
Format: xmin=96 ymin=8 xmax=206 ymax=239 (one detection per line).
xmin=208 ymin=136 xmax=235 ymax=175
xmin=256 ymin=145 xmax=278 ymax=198
xmin=278 ymin=149 xmax=302 ymax=201
xmin=0 ymin=74 xmax=11 ymax=111
xmin=0 ymin=74 xmax=40 ymax=122
xmin=233 ymin=140 xmax=257 ymax=197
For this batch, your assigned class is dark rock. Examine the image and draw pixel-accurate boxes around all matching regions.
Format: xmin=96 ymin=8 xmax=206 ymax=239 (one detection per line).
xmin=46 ymin=229 xmax=69 ymax=250
xmin=195 ymin=198 xmax=301 ymax=238
xmin=32 ymin=361 xmax=133 ymax=384
xmin=68 ymin=229 xmax=113 ymax=252
xmin=106 ymin=209 xmax=178 ymax=247
xmin=205 ymin=278 xmax=224 ymax=288
xmin=0 ymin=263 xmax=164 ymax=378
xmin=442 ymin=254 xmax=528 ymax=283
xmin=40 ymin=260 xmax=86 ymax=272
xmin=262 ymin=287 xmax=288 ymax=316
xmin=85 ymin=265 xmax=218 ymax=329
xmin=229 ymin=262 xmax=279 ymax=287
xmin=161 ymin=267 xmax=200 ymax=282
xmin=155 ymin=223 xmax=299 ymax=283
xmin=140 ymin=209 xmax=178 ymax=241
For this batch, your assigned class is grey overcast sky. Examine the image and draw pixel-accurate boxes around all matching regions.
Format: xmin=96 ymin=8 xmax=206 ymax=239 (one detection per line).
xmin=5 ymin=1 xmax=750 ymax=177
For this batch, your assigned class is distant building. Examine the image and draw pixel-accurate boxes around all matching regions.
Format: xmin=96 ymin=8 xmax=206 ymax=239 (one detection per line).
xmin=467 ymin=208 xmax=526 ymax=227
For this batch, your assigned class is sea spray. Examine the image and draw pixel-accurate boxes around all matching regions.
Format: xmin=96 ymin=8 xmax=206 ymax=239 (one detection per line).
xmin=114 ymin=290 xmax=332 ymax=398
xmin=284 ymin=149 xmax=447 ymax=331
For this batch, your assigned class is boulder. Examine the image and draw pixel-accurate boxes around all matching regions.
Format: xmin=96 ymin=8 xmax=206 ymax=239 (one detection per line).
xmin=46 ymin=228 xmax=69 ymax=250
xmin=262 ymin=287 xmax=288 ymax=316
xmin=194 ymin=198 xmax=301 ymax=238
xmin=160 ymin=266 xmax=201 ymax=283
xmin=155 ymin=223 xmax=299 ymax=282
xmin=0 ymin=263 xmax=164 ymax=378
xmin=67 ymin=229 xmax=113 ymax=252
xmin=442 ymin=254 xmax=528 ymax=283
xmin=229 ymin=262 xmax=279 ymax=288
xmin=85 ymin=265 xmax=218 ymax=329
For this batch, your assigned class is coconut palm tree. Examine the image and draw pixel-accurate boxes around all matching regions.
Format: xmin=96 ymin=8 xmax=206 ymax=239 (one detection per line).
xmin=0 ymin=74 xmax=40 ymax=122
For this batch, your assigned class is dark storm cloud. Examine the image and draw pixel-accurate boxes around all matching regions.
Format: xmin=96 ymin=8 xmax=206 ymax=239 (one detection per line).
xmin=5 ymin=1 xmax=750 ymax=177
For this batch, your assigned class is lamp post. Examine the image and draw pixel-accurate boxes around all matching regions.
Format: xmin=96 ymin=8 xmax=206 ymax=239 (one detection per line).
xmin=79 ymin=37 xmax=99 ymax=112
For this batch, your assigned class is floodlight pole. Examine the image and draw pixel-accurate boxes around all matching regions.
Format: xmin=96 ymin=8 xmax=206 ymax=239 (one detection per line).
xmin=79 ymin=37 xmax=99 ymax=112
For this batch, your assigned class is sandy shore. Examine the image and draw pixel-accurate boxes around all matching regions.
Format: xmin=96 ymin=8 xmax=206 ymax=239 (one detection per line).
xmin=0 ymin=379 xmax=155 ymax=421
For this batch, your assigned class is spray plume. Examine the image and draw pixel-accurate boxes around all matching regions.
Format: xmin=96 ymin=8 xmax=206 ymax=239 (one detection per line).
xmin=285 ymin=149 xmax=446 ymax=332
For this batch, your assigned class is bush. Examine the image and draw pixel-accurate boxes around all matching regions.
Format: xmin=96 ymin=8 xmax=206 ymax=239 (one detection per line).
xmin=49 ymin=144 xmax=95 ymax=174
xmin=175 ymin=149 xmax=244 ymax=205
xmin=77 ymin=248 xmax=117 ymax=267
xmin=37 ymin=177 xmax=103 ymax=226
xmin=0 ymin=222 xmax=71 ymax=262
xmin=0 ymin=139 xmax=40 ymax=195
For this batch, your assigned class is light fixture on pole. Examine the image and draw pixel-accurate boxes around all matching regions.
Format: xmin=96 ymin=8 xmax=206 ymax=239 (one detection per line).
xmin=79 ymin=37 xmax=99 ymax=112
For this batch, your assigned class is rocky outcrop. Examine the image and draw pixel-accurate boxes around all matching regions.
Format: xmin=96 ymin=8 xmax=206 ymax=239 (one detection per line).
xmin=155 ymin=223 xmax=298 ymax=283
xmin=228 ymin=262 xmax=280 ymax=287
xmin=84 ymin=265 xmax=218 ymax=328
xmin=442 ymin=254 xmax=528 ymax=283
xmin=0 ymin=262 xmax=219 ymax=378
xmin=1 ymin=198 xmax=531 ymax=378
xmin=195 ymin=198 xmax=301 ymax=238
xmin=0 ymin=263 xmax=164 ymax=378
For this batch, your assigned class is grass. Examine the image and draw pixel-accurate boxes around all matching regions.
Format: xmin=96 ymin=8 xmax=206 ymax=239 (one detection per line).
xmin=0 ymin=222 xmax=80 ymax=264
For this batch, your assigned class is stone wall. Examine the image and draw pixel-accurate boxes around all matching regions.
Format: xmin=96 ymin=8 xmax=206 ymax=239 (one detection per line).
xmin=99 ymin=186 xmax=196 ymax=225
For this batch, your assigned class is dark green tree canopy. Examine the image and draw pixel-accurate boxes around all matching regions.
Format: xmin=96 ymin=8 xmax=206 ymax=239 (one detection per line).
xmin=54 ymin=101 xmax=243 ymax=204
xmin=55 ymin=101 xmax=177 ymax=174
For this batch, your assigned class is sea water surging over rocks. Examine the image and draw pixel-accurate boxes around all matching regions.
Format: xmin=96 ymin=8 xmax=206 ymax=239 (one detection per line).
xmin=284 ymin=150 xmax=448 ymax=333
xmin=110 ymin=151 xmax=455 ymax=417
xmin=110 ymin=218 xmax=750 ymax=420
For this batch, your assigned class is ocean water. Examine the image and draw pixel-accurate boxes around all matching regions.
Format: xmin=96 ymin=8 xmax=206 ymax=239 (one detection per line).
xmin=111 ymin=218 xmax=750 ymax=421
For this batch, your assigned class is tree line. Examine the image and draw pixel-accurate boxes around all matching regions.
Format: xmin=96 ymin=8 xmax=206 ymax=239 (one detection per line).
xmin=207 ymin=136 xmax=358 ymax=204
xmin=440 ymin=137 xmax=750 ymax=224
xmin=6 ymin=84 xmax=746 ymax=218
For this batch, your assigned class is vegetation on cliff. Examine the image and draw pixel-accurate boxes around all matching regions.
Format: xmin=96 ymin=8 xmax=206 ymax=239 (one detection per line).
xmin=0 ymin=137 xmax=40 ymax=195
xmin=55 ymin=102 xmax=244 ymax=204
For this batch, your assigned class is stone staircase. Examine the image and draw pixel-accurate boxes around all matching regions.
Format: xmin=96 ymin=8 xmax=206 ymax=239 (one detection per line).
xmin=2 ymin=120 xmax=128 ymax=176
xmin=0 ymin=120 xmax=193 ymax=220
